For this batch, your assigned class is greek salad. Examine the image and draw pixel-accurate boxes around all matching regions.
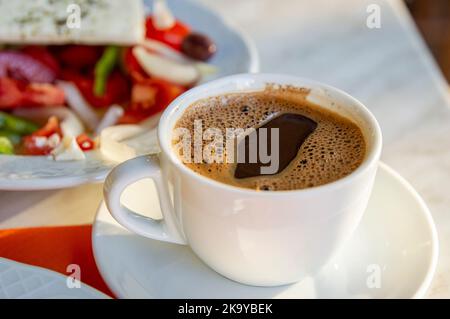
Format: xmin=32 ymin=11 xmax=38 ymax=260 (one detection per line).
xmin=0 ymin=1 xmax=217 ymax=160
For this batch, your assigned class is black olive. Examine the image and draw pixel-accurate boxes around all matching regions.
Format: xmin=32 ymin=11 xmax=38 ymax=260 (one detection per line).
xmin=181 ymin=32 xmax=217 ymax=61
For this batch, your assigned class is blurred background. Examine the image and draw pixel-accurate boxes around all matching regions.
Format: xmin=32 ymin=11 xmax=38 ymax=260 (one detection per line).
xmin=406 ymin=0 xmax=450 ymax=83
xmin=201 ymin=0 xmax=450 ymax=297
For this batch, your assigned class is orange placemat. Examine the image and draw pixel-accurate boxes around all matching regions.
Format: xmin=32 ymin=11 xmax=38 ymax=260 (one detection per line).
xmin=0 ymin=225 xmax=115 ymax=298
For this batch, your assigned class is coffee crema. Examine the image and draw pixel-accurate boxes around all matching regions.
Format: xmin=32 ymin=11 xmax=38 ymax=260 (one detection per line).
xmin=172 ymin=86 xmax=366 ymax=191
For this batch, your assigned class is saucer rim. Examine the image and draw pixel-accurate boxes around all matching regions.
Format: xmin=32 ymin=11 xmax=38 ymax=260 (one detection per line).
xmin=379 ymin=163 xmax=439 ymax=299
xmin=92 ymin=162 xmax=439 ymax=299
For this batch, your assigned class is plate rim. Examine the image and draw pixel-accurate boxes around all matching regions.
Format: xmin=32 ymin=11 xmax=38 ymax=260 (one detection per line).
xmin=91 ymin=162 xmax=439 ymax=299
xmin=0 ymin=257 xmax=110 ymax=299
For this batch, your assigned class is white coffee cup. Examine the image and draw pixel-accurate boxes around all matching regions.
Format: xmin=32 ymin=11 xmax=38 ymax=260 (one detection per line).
xmin=103 ymin=73 xmax=382 ymax=286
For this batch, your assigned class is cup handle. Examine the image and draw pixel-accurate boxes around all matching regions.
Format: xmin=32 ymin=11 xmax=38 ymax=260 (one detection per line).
xmin=103 ymin=154 xmax=186 ymax=245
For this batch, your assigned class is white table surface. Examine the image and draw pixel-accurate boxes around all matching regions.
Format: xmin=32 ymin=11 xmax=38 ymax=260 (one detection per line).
xmin=1 ymin=0 xmax=449 ymax=298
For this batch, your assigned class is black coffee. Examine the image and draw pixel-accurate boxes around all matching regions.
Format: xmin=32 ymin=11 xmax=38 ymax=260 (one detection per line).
xmin=173 ymin=85 xmax=366 ymax=191
xmin=234 ymin=113 xmax=317 ymax=179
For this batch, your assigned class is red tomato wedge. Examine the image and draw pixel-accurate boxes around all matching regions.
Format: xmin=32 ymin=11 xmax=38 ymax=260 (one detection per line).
xmin=130 ymin=82 xmax=158 ymax=109
xmin=119 ymin=78 xmax=185 ymax=124
xmin=21 ymin=116 xmax=62 ymax=155
xmin=0 ymin=78 xmax=65 ymax=109
xmin=56 ymin=45 xmax=103 ymax=69
xmin=21 ymin=136 xmax=54 ymax=156
xmin=122 ymin=47 xmax=148 ymax=82
xmin=0 ymin=78 xmax=23 ymax=109
xmin=61 ymin=69 xmax=130 ymax=108
xmin=145 ymin=16 xmax=190 ymax=51
xmin=22 ymin=83 xmax=66 ymax=107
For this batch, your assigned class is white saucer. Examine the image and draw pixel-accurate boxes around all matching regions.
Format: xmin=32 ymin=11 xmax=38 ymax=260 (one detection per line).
xmin=0 ymin=258 xmax=109 ymax=299
xmin=92 ymin=163 xmax=438 ymax=299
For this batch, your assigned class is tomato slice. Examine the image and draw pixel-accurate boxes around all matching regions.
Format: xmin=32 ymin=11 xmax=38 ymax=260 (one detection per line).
xmin=0 ymin=78 xmax=23 ymax=109
xmin=122 ymin=47 xmax=148 ymax=82
xmin=0 ymin=78 xmax=65 ymax=109
xmin=21 ymin=116 xmax=62 ymax=155
xmin=76 ymin=133 xmax=95 ymax=151
xmin=119 ymin=78 xmax=185 ymax=124
xmin=55 ymin=45 xmax=103 ymax=69
xmin=130 ymin=82 xmax=158 ymax=109
xmin=61 ymin=69 xmax=130 ymax=108
xmin=117 ymin=112 xmax=149 ymax=125
xmin=21 ymin=136 xmax=53 ymax=156
xmin=22 ymin=83 xmax=66 ymax=107
xmin=145 ymin=16 xmax=190 ymax=51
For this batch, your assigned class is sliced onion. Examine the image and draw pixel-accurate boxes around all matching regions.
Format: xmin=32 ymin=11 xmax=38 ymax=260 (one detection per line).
xmin=100 ymin=125 xmax=145 ymax=162
xmin=152 ymin=0 xmax=175 ymax=30
xmin=95 ymin=105 xmax=124 ymax=135
xmin=14 ymin=107 xmax=87 ymax=161
xmin=133 ymin=46 xmax=199 ymax=86
xmin=57 ymin=81 xmax=99 ymax=131
xmin=140 ymin=39 xmax=187 ymax=63
xmin=100 ymin=125 xmax=160 ymax=163
xmin=13 ymin=107 xmax=84 ymax=138
xmin=140 ymin=39 xmax=218 ymax=77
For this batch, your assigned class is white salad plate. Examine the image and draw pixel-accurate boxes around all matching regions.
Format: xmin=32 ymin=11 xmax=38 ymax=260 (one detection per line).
xmin=92 ymin=163 xmax=438 ymax=299
xmin=0 ymin=258 xmax=109 ymax=299
xmin=0 ymin=0 xmax=259 ymax=191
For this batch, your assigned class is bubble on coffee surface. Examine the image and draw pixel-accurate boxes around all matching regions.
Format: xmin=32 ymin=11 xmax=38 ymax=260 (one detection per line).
xmin=173 ymin=85 xmax=366 ymax=191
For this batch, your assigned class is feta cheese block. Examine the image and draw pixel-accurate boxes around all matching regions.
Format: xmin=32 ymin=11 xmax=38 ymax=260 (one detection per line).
xmin=0 ymin=0 xmax=145 ymax=45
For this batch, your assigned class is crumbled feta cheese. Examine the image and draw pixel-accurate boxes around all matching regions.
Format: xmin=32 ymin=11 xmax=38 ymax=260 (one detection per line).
xmin=34 ymin=136 xmax=48 ymax=148
xmin=0 ymin=0 xmax=145 ymax=44
xmin=51 ymin=137 xmax=85 ymax=161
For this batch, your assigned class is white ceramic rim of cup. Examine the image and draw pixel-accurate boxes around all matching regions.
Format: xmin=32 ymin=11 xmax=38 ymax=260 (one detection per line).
xmin=158 ymin=73 xmax=382 ymax=196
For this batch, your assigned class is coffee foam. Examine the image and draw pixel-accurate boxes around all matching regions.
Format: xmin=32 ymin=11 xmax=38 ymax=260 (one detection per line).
xmin=173 ymin=86 xmax=366 ymax=191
